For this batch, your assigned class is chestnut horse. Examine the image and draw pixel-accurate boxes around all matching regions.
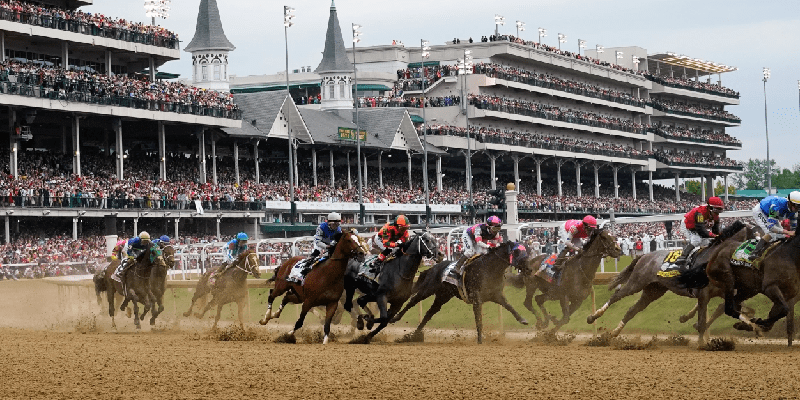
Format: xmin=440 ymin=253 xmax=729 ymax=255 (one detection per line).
xmin=183 ymin=250 xmax=261 ymax=329
xmin=259 ymin=230 xmax=367 ymax=344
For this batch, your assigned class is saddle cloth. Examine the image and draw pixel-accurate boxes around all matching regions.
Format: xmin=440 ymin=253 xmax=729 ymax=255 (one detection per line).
xmin=533 ymin=254 xmax=558 ymax=283
xmin=357 ymin=255 xmax=381 ymax=281
xmin=286 ymin=258 xmax=308 ymax=284
xmin=656 ymin=247 xmax=702 ymax=278
xmin=442 ymin=261 xmax=471 ymax=303
xmin=111 ymin=263 xmax=124 ymax=283
xmin=730 ymin=239 xmax=758 ymax=268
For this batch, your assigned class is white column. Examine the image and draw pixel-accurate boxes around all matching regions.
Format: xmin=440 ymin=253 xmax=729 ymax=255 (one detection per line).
xmin=408 ymin=151 xmax=413 ymax=190
xmin=114 ymin=118 xmax=123 ymax=180
xmin=253 ymin=140 xmax=260 ymax=185
xmin=575 ymin=161 xmax=582 ymax=197
xmin=707 ymin=175 xmax=715 ymax=200
xmin=613 ymin=165 xmax=619 ymax=199
xmin=363 ymin=153 xmax=368 ymax=189
xmin=631 ymin=169 xmax=637 ymax=200
xmin=61 ymin=42 xmax=68 ymax=68
xmin=594 ymin=163 xmax=600 ymax=198
xmin=0 ymin=31 xmax=5 ymax=62
xmin=556 ymin=160 xmax=563 ymax=197
xmin=8 ymin=107 xmax=16 ymax=179
xmin=216 ymin=217 xmax=221 ymax=239
xmin=513 ymin=156 xmax=520 ymax=189
xmin=197 ymin=129 xmax=207 ymax=183
xmin=329 ymin=150 xmax=335 ymax=187
xmin=675 ymin=172 xmax=681 ymax=202
xmin=72 ymin=218 xmax=78 ymax=240
xmin=649 ymin=171 xmax=654 ymax=202
xmin=4 ymin=216 xmax=9 ymax=244
xmin=211 ymin=138 xmax=218 ymax=185
xmin=379 ymin=151 xmax=384 ymax=189
xmin=724 ymin=175 xmax=729 ymax=203
xmin=489 ymin=154 xmax=497 ymax=190
xmin=536 ymin=159 xmax=542 ymax=196
xmin=312 ymin=149 xmax=318 ymax=187
xmin=105 ymin=50 xmax=113 ymax=76
xmin=465 ymin=152 xmax=471 ymax=191
xmin=233 ymin=142 xmax=240 ymax=186
xmin=436 ymin=156 xmax=443 ymax=191
xmin=149 ymin=56 xmax=156 ymax=82
xmin=174 ymin=218 xmax=180 ymax=242
xmin=72 ymin=116 xmax=81 ymax=176
xmin=700 ymin=175 xmax=706 ymax=199
xmin=158 ymin=121 xmax=166 ymax=181
xmin=133 ymin=218 xmax=139 ymax=237
xmin=347 ymin=152 xmax=352 ymax=189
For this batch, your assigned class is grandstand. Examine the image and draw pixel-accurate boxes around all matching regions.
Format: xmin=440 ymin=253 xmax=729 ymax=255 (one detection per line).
xmin=0 ymin=1 xmax=746 ymax=245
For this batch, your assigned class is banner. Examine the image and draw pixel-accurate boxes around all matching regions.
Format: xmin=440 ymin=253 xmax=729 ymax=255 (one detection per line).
xmin=338 ymin=127 xmax=366 ymax=142
xmin=194 ymin=200 xmax=204 ymax=214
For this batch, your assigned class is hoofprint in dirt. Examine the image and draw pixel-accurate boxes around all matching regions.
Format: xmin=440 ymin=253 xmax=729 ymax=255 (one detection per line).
xmin=3 ymin=328 xmax=800 ymax=400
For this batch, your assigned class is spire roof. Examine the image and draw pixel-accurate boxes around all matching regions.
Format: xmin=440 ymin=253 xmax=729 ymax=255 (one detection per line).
xmin=185 ymin=0 xmax=235 ymax=52
xmin=315 ymin=1 xmax=353 ymax=73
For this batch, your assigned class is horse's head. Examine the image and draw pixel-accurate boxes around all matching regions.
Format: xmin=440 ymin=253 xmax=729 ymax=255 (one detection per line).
xmin=336 ymin=229 xmax=368 ymax=262
xmin=508 ymin=242 xmax=531 ymax=270
xmin=161 ymin=245 xmax=176 ymax=270
xmin=411 ymin=231 xmax=444 ymax=263
xmin=584 ymin=228 xmax=622 ymax=259
xmin=245 ymin=251 xmax=261 ymax=278
xmin=712 ymin=220 xmax=747 ymax=246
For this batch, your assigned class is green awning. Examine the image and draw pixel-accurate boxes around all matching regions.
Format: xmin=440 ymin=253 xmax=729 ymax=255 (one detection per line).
xmin=355 ymin=84 xmax=391 ymax=91
xmin=408 ymin=61 xmax=440 ymax=68
xmin=139 ymin=69 xmax=180 ymax=80
xmin=732 ymin=189 xmax=798 ymax=198
xmin=260 ymin=223 xmax=317 ymax=233
xmin=409 ymin=114 xmax=424 ymax=123
xmin=231 ymin=83 xmax=320 ymax=94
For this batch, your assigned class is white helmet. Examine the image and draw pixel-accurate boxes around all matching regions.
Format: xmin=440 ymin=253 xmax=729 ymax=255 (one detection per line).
xmin=139 ymin=231 xmax=151 ymax=240
xmin=789 ymin=191 xmax=800 ymax=205
xmin=327 ymin=212 xmax=342 ymax=222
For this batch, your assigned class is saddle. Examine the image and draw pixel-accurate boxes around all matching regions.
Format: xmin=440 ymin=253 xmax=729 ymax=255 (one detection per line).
xmin=731 ymin=239 xmax=782 ymax=269
xmin=533 ymin=254 xmax=559 ymax=283
xmin=657 ymin=247 xmax=704 ymax=278
xmin=442 ymin=256 xmax=480 ymax=303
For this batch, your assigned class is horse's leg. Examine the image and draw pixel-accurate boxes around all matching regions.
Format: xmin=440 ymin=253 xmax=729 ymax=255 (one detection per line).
xmin=587 ymin=279 xmax=644 ymax=324
xmin=323 ymin=301 xmax=338 ymax=344
xmin=679 ymin=303 xmax=699 ymax=324
xmin=758 ymin=285 xmax=791 ymax=334
xmin=490 ymin=292 xmax=528 ymax=325
xmin=788 ymin=298 xmax=796 ymax=347
xmin=522 ymin=283 xmax=545 ymax=328
xmin=391 ymin=280 xmax=438 ymax=323
xmin=610 ymin=285 xmax=667 ymax=337
xmin=198 ymin=295 xmax=218 ymax=320
xmin=343 ymin=277 xmax=356 ymax=312
xmin=183 ymin=283 xmax=208 ymax=318
xmin=534 ymin=293 xmax=552 ymax=330
xmin=472 ymin=300 xmax=484 ymax=344
xmin=288 ymin=303 xmax=311 ymax=337
xmin=107 ymin=286 xmax=117 ymax=329
xmin=415 ymin=291 xmax=455 ymax=334
xmin=213 ymin=303 xmax=223 ymax=330
xmin=236 ymin=298 xmax=245 ymax=329
xmin=366 ymin=293 xmax=390 ymax=339
xmin=695 ymin=291 xmax=710 ymax=348
xmin=130 ymin=292 xmax=141 ymax=329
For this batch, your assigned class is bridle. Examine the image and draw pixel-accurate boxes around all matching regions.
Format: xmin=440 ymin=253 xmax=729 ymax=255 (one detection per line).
xmin=231 ymin=252 xmax=258 ymax=275
xmin=328 ymin=233 xmax=365 ymax=261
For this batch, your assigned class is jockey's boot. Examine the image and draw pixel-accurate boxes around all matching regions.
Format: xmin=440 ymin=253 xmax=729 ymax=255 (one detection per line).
xmin=552 ymin=249 xmax=570 ymax=272
xmin=673 ymin=244 xmax=694 ymax=267
xmin=452 ymin=256 xmax=468 ymax=275
xmin=747 ymin=237 xmax=770 ymax=262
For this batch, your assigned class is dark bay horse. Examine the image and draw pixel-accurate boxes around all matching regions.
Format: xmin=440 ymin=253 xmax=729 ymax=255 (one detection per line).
xmin=342 ymin=231 xmax=442 ymax=342
xmin=93 ymin=257 xmax=129 ymax=328
xmin=148 ymin=245 xmax=175 ymax=321
xmin=259 ymin=230 xmax=367 ymax=344
xmin=506 ymin=228 xmax=621 ymax=332
xmin=586 ymin=221 xmax=752 ymax=346
xmin=183 ymin=250 xmax=261 ymax=329
xmin=95 ymin=247 xmax=166 ymax=329
xmin=391 ymin=241 xmax=531 ymax=344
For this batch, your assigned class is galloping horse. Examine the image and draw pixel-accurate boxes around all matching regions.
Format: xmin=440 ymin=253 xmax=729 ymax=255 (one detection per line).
xmin=148 ymin=245 xmax=175 ymax=321
xmin=342 ymin=231 xmax=442 ymax=342
xmin=183 ymin=250 xmax=261 ymax=329
xmin=586 ymin=221 xmax=752 ymax=346
xmin=391 ymin=241 xmax=531 ymax=344
xmin=505 ymin=228 xmax=621 ymax=332
xmin=93 ymin=257 xmax=129 ymax=328
xmin=259 ymin=230 xmax=367 ymax=344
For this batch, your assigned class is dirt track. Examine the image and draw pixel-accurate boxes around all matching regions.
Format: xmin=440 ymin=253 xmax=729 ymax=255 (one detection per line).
xmin=2 ymin=280 xmax=800 ymax=399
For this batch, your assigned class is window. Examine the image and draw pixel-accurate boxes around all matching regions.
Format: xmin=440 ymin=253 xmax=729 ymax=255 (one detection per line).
xmin=339 ymin=84 xmax=345 ymax=99
xmin=202 ymin=66 xmax=208 ymax=81
xmin=214 ymin=65 xmax=221 ymax=80
xmin=328 ymin=85 xmax=335 ymax=99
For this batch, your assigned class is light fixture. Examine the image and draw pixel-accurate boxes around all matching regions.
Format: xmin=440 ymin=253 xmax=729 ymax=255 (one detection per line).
xmin=596 ymin=45 xmax=604 ymax=54
xmin=537 ymin=27 xmax=547 ymax=44
xmin=283 ymin=5 xmax=295 ymax=28
xmin=144 ymin=0 xmax=170 ymax=20
xmin=515 ymin=20 xmax=525 ymax=37
xmin=763 ymin=67 xmax=770 ymax=81
xmin=352 ymin=23 xmax=362 ymax=43
xmin=558 ymin=33 xmax=566 ymax=43
xmin=5 ymin=210 xmax=13 ymax=215
xmin=163 ymin=212 xmax=170 ymax=216
xmin=421 ymin=40 xmax=430 ymax=58
xmin=615 ymin=51 xmax=623 ymax=60
xmin=246 ymin=212 xmax=251 ymax=217
xmin=141 ymin=212 xmax=149 ymax=216
xmin=632 ymin=55 xmax=640 ymax=66
xmin=79 ymin=211 xmax=86 ymax=216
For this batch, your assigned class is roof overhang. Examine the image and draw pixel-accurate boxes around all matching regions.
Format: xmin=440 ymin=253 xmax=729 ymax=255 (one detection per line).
xmin=649 ymin=52 xmax=737 ymax=76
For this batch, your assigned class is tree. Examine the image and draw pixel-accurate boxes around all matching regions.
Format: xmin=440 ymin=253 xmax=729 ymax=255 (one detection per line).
xmin=731 ymin=158 xmax=777 ymax=190
xmin=714 ymin=180 xmax=736 ymax=196
xmin=685 ymin=179 xmax=702 ymax=195
xmin=772 ymin=168 xmax=800 ymax=189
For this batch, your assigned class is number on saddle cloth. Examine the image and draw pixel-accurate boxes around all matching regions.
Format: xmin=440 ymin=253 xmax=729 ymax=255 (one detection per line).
xmin=533 ymin=254 xmax=559 ymax=283
xmin=731 ymin=239 xmax=760 ymax=267
xmin=657 ymin=249 xmax=686 ymax=277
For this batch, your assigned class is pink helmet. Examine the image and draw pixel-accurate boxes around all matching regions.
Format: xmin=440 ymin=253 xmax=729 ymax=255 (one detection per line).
xmin=582 ymin=215 xmax=598 ymax=228
xmin=487 ymin=215 xmax=503 ymax=227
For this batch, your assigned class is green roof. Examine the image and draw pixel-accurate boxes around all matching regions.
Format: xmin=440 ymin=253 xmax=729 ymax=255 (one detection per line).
xmin=733 ymin=189 xmax=800 ymax=198
xmin=408 ymin=61 xmax=440 ymax=68
xmin=355 ymin=84 xmax=391 ymax=91
xmin=231 ymin=83 xmax=319 ymax=94
xmin=409 ymin=114 xmax=424 ymax=123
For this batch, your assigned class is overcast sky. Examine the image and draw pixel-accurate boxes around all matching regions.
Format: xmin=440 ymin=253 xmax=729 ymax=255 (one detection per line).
xmin=88 ymin=0 xmax=800 ymax=172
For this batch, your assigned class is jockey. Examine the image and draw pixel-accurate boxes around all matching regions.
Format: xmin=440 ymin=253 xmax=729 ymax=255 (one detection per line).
xmin=554 ymin=216 xmax=597 ymax=271
xmin=312 ymin=212 xmax=342 ymax=258
xmin=674 ymin=197 xmax=723 ymax=266
xmin=748 ymin=192 xmax=800 ymax=261
xmin=112 ymin=238 xmax=128 ymax=261
xmin=219 ymin=232 xmax=249 ymax=274
xmin=372 ymin=215 xmax=411 ymax=271
xmin=153 ymin=235 xmax=171 ymax=249
xmin=115 ymin=231 xmax=153 ymax=289
xmin=454 ymin=215 xmax=504 ymax=274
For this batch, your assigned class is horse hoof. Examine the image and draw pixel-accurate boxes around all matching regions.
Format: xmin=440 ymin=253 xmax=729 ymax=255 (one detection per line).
xmin=182 ymin=312 xmax=191 ymax=318
xmin=258 ymin=318 xmax=268 ymax=325
xmin=519 ymin=318 xmax=529 ymax=326
xmin=587 ymin=315 xmax=597 ymax=324
xmin=356 ymin=316 xmax=364 ymax=331
xmin=366 ymin=318 xmax=375 ymax=330
xmin=150 ymin=319 xmax=156 ymax=326
xmin=679 ymin=315 xmax=691 ymax=324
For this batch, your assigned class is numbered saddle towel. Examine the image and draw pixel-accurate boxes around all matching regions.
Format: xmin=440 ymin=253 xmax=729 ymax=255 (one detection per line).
xmin=442 ymin=261 xmax=471 ymax=303
xmin=357 ymin=255 xmax=381 ymax=281
xmin=286 ymin=258 xmax=310 ymax=284
xmin=657 ymin=249 xmax=686 ymax=278
xmin=534 ymin=254 xmax=559 ymax=283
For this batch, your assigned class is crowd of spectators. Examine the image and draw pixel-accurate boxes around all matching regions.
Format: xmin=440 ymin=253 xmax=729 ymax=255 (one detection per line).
xmin=0 ymin=0 xmax=179 ymax=49
xmin=0 ymin=59 xmax=240 ymax=119
xmin=653 ymin=150 xmax=742 ymax=169
xmin=468 ymin=94 xmax=649 ymax=134
xmin=648 ymin=98 xmax=740 ymax=123
xmin=652 ymin=126 xmax=742 ymax=146
xmin=420 ymin=124 xmax=653 ymax=159
xmin=644 ymin=74 xmax=739 ymax=98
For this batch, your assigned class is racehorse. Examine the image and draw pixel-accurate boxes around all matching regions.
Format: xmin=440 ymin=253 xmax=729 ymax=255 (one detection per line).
xmin=183 ymin=250 xmax=261 ymax=329
xmin=259 ymin=230 xmax=367 ymax=344
xmin=342 ymin=231 xmax=442 ymax=342
xmin=586 ymin=221 xmax=752 ymax=346
xmin=391 ymin=241 xmax=531 ymax=344
xmin=682 ymin=222 xmax=800 ymax=345
xmin=93 ymin=257 xmax=129 ymax=328
xmin=505 ymin=228 xmax=621 ymax=332
xmin=147 ymin=245 xmax=175 ymax=321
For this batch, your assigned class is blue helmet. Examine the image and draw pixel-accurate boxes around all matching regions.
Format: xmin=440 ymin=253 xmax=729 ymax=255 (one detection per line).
xmin=236 ymin=232 xmax=249 ymax=241
xmin=159 ymin=235 xmax=170 ymax=244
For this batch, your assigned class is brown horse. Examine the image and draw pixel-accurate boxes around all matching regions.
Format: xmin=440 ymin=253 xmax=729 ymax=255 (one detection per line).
xmin=95 ymin=247 xmax=166 ymax=329
xmin=505 ymin=228 xmax=621 ymax=332
xmin=148 ymin=245 xmax=175 ymax=321
xmin=259 ymin=230 xmax=367 ymax=344
xmin=93 ymin=258 xmax=129 ymax=328
xmin=183 ymin=250 xmax=261 ymax=329
xmin=586 ymin=221 xmax=753 ymax=346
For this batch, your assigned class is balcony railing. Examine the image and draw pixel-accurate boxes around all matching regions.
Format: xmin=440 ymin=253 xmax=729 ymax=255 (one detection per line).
xmin=0 ymin=8 xmax=179 ymax=50
xmin=650 ymin=127 xmax=742 ymax=147
xmin=649 ymin=102 xmax=741 ymax=124
xmin=0 ymin=196 xmax=263 ymax=211
xmin=645 ymin=75 xmax=739 ymax=99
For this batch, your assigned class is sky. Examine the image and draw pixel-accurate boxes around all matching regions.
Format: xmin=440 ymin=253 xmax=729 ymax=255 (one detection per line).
xmin=87 ymin=0 xmax=800 ymax=173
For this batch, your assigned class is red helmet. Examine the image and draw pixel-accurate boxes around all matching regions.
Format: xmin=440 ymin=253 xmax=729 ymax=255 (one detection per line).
xmin=394 ymin=215 xmax=410 ymax=229
xmin=582 ymin=215 xmax=598 ymax=228
xmin=707 ymin=196 xmax=724 ymax=212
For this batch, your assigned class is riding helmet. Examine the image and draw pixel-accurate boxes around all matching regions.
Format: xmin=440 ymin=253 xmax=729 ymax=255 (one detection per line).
xmin=139 ymin=231 xmax=151 ymax=240
xmin=707 ymin=196 xmax=724 ymax=211
xmin=159 ymin=235 xmax=170 ymax=243
xmin=395 ymin=215 xmax=410 ymax=228
xmin=327 ymin=212 xmax=342 ymax=222
xmin=789 ymin=191 xmax=800 ymax=205
xmin=582 ymin=215 xmax=598 ymax=228
xmin=237 ymin=232 xmax=249 ymax=241
xmin=486 ymin=215 xmax=503 ymax=227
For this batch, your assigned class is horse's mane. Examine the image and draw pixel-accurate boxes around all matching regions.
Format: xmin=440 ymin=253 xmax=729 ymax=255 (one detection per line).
xmin=582 ymin=229 xmax=603 ymax=251
xmin=709 ymin=220 xmax=745 ymax=247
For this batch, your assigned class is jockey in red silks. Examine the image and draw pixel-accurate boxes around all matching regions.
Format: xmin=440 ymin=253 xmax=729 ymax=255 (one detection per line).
xmin=554 ymin=215 xmax=598 ymax=271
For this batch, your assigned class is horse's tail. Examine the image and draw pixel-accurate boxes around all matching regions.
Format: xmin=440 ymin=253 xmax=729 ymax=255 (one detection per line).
xmin=675 ymin=261 xmax=710 ymax=290
xmin=413 ymin=267 xmax=434 ymax=293
xmin=608 ymin=256 xmax=640 ymax=290
xmin=93 ymin=273 xmax=107 ymax=294
xmin=505 ymin=271 xmax=525 ymax=289
xmin=267 ymin=272 xmax=277 ymax=283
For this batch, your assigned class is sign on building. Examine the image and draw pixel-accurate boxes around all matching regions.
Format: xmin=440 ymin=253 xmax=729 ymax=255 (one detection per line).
xmin=338 ymin=127 xmax=366 ymax=142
